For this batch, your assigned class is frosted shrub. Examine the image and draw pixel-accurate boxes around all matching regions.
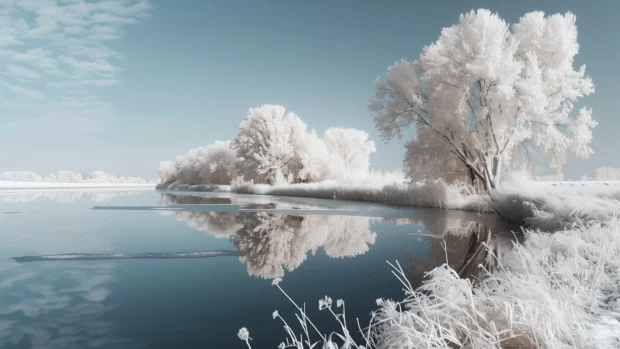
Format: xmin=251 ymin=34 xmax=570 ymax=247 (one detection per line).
xmin=159 ymin=141 xmax=237 ymax=185
xmin=243 ymin=217 xmax=620 ymax=348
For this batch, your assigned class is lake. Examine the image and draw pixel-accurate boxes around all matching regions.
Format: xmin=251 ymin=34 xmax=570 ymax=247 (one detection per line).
xmin=0 ymin=189 xmax=512 ymax=348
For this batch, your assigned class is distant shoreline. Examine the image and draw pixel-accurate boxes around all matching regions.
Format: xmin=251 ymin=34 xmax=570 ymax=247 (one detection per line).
xmin=0 ymin=181 xmax=156 ymax=190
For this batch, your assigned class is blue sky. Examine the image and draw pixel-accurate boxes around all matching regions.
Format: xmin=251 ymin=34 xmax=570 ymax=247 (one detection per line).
xmin=1 ymin=0 xmax=618 ymax=179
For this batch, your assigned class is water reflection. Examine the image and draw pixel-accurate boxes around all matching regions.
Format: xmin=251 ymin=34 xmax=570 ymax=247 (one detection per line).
xmin=157 ymin=194 xmax=512 ymax=281
xmin=393 ymin=217 xmax=513 ymax=289
xmin=0 ymin=190 xmax=147 ymax=203
xmin=1 ymin=191 xmax=515 ymax=348
xmin=0 ymin=262 xmax=136 ymax=349
xmin=159 ymin=193 xmax=377 ymax=278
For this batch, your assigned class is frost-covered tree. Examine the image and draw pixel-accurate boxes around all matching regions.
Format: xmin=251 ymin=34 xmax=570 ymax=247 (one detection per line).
xmin=157 ymin=161 xmax=176 ymax=184
xmin=370 ymin=9 xmax=596 ymax=191
xmin=323 ymin=128 xmax=376 ymax=178
xmin=403 ymin=127 xmax=474 ymax=186
xmin=159 ymin=141 xmax=237 ymax=185
xmin=160 ymin=105 xmax=378 ymax=186
xmin=233 ymin=104 xmax=331 ymax=184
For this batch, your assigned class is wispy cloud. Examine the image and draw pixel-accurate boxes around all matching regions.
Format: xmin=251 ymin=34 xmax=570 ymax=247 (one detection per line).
xmin=6 ymin=63 xmax=43 ymax=79
xmin=0 ymin=0 xmax=152 ymax=138
xmin=2 ymin=80 xmax=44 ymax=99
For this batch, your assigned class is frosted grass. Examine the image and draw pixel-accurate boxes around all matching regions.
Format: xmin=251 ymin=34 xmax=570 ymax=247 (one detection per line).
xmin=239 ymin=187 xmax=620 ymax=348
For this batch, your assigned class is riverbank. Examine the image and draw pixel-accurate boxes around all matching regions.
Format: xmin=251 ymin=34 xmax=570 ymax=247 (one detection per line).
xmin=158 ymin=179 xmax=620 ymax=229
xmin=216 ymin=179 xmax=620 ymax=348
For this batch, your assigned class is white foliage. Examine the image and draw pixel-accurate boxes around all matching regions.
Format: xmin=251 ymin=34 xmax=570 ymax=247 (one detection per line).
xmin=157 ymin=161 xmax=176 ymax=184
xmin=165 ymin=105 xmax=377 ymax=186
xmin=403 ymin=127 xmax=472 ymax=185
xmin=0 ymin=171 xmax=152 ymax=183
xmin=373 ymin=218 xmax=620 ymax=349
xmin=370 ymin=9 xmax=596 ymax=191
xmin=323 ymin=127 xmax=376 ymax=179
xmin=159 ymin=141 xmax=237 ymax=185
xmin=233 ymin=105 xmax=313 ymax=184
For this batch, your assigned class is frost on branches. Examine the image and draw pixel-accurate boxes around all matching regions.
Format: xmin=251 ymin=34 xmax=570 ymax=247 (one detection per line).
xmin=232 ymin=105 xmax=376 ymax=184
xmin=158 ymin=141 xmax=238 ymax=185
xmin=233 ymin=104 xmax=327 ymax=184
xmin=370 ymin=10 xmax=596 ymax=192
xmin=159 ymin=104 xmax=376 ymax=186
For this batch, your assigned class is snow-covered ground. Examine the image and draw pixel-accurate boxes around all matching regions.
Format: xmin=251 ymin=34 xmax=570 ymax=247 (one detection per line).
xmin=0 ymin=171 xmax=156 ymax=185
xmin=158 ymin=179 xmax=620 ymax=220
xmin=0 ymin=181 xmax=156 ymax=190
xmin=0 ymin=171 xmax=157 ymax=190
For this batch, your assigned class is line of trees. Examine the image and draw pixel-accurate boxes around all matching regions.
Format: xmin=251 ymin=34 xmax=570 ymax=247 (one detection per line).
xmin=161 ymin=10 xmax=597 ymax=194
xmin=159 ymin=104 xmax=376 ymax=186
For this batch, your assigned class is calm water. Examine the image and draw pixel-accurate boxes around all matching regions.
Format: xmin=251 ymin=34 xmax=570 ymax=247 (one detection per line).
xmin=0 ymin=190 xmax=509 ymax=348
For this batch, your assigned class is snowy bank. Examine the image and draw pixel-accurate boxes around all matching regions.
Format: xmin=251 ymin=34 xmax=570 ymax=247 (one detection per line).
xmin=371 ymin=217 xmax=620 ymax=349
xmin=158 ymin=179 xmax=620 ymax=230
xmin=158 ymin=178 xmax=487 ymax=211
xmin=226 ymin=180 xmax=620 ymax=348
xmin=492 ymin=181 xmax=620 ymax=230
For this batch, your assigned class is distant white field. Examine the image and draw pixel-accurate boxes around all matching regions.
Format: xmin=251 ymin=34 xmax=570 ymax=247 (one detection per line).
xmin=0 ymin=181 xmax=156 ymax=190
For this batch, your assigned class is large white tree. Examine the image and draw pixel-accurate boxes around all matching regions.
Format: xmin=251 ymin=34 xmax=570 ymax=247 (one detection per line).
xmin=370 ymin=9 xmax=596 ymax=191
xmin=233 ymin=104 xmax=316 ymax=184
xmin=233 ymin=105 xmax=377 ymax=184
xmin=323 ymin=127 xmax=376 ymax=178
xmin=403 ymin=127 xmax=474 ymax=186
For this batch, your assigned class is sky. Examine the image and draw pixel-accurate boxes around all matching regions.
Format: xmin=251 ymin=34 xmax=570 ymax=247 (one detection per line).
xmin=1 ymin=0 xmax=619 ymax=179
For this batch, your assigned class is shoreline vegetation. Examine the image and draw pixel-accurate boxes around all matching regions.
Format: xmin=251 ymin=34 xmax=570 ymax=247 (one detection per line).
xmin=156 ymin=179 xmax=620 ymax=230
xmin=216 ymin=178 xmax=620 ymax=349
xmin=156 ymin=177 xmax=620 ymax=348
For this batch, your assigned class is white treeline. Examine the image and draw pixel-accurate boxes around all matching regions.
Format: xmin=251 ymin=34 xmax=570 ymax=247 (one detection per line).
xmin=0 ymin=171 xmax=153 ymax=184
xmin=370 ymin=9 xmax=596 ymax=192
xmin=593 ymin=167 xmax=620 ymax=181
xmin=158 ymin=104 xmax=377 ymax=186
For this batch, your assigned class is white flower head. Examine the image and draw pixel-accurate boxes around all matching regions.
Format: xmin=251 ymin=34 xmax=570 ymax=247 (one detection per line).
xmin=336 ymin=299 xmax=343 ymax=308
xmin=318 ymin=296 xmax=332 ymax=310
xmin=278 ymin=343 xmax=285 ymax=349
xmin=272 ymin=310 xmax=279 ymax=319
xmin=272 ymin=278 xmax=282 ymax=286
xmin=237 ymin=327 xmax=251 ymax=341
xmin=376 ymin=298 xmax=384 ymax=306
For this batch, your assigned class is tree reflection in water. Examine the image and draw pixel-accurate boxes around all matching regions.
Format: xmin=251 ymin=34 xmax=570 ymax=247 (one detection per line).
xmin=159 ymin=194 xmax=513 ymax=283
xmin=159 ymin=194 xmax=377 ymax=279
xmin=397 ymin=217 xmax=513 ymax=289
